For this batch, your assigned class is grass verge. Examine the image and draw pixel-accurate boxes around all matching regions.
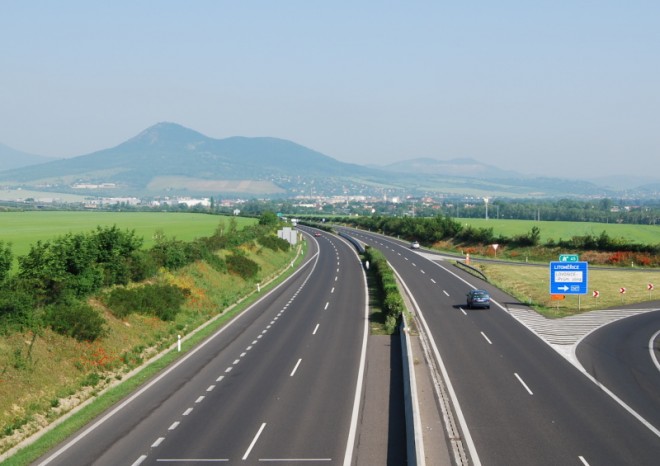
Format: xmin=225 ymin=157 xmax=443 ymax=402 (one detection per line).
xmin=473 ymin=261 xmax=660 ymax=317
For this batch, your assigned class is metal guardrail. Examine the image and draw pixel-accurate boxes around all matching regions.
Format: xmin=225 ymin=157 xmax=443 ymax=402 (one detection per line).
xmin=338 ymin=231 xmax=366 ymax=254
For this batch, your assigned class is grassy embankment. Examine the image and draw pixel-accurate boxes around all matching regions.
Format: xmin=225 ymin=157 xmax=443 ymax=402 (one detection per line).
xmin=471 ymin=261 xmax=659 ymax=317
xmin=0 ymin=212 xmax=303 ymax=463
xmin=423 ymin=218 xmax=658 ymax=316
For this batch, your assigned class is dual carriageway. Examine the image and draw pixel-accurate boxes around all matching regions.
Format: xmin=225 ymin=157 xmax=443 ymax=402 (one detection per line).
xmin=32 ymin=226 xmax=660 ymax=465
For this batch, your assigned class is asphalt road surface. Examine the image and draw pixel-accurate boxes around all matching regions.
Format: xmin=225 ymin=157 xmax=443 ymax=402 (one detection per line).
xmin=345 ymin=228 xmax=660 ymax=466
xmin=576 ymin=309 xmax=660 ymax=432
xmin=35 ymin=230 xmax=368 ymax=466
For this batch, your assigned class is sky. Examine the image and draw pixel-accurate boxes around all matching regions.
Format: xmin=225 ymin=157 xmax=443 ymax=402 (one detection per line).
xmin=1 ymin=1 xmax=658 ymax=179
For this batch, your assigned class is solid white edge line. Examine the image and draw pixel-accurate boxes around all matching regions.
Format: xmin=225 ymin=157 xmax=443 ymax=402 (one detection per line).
xmin=402 ymin=311 xmax=426 ymax=465
xmin=514 ymin=373 xmax=534 ymax=395
xmin=341 ymin=234 xmax=369 ymax=466
xmin=243 ymin=422 xmax=266 ymax=460
xmin=390 ymin=265 xmax=481 ymax=466
xmin=259 ymin=458 xmax=331 ymax=462
xmin=649 ymin=329 xmax=660 ymax=373
xmin=571 ymin=328 xmax=660 ymax=438
xmin=34 ymin=247 xmax=321 ymax=466
xmin=410 ymin=243 xmax=660 ymax=439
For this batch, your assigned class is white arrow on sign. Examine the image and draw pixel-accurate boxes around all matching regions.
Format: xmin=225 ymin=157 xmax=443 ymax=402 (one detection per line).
xmin=558 ymin=285 xmax=569 ymax=292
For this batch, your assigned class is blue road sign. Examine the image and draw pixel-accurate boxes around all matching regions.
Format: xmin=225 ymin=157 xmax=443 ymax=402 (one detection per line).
xmin=549 ymin=261 xmax=588 ymax=295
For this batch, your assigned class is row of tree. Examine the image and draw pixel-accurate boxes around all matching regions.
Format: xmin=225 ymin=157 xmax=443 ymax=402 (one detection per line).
xmin=409 ymin=198 xmax=659 ymax=225
xmin=0 ymin=213 xmax=289 ymax=341
xmin=4 ymin=195 xmax=659 ymax=225
xmin=331 ymin=214 xmax=659 ymax=255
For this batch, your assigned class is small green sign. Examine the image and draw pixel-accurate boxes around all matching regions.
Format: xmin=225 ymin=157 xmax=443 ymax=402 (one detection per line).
xmin=559 ymin=254 xmax=579 ymax=262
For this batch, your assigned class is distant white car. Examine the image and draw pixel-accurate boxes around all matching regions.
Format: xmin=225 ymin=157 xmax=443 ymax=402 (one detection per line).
xmin=410 ymin=241 xmax=420 ymax=249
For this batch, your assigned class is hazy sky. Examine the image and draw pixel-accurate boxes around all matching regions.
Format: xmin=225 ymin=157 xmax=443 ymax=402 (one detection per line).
xmin=1 ymin=1 xmax=658 ymax=178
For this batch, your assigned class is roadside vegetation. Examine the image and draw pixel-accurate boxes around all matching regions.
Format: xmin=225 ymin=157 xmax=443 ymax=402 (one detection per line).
xmin=0 ymin=212 xmax=298 ymax=458
xmin=0 ymin=211 xmax=250 ymax=268
xmin=323 ymin=214 xmax=659 ymax=317
xmin=476 ymin=262 xmax=659 ymax=317
xmin=363 ymin=247 xmax=406 ymax=334
xmin=335 ymin=214 xmax=659 ymax=267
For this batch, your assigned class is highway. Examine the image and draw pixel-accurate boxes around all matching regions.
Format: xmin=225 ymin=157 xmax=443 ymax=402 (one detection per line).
xmin=576 ymin=309 xmax=660 ymax=432
xmin=343 ymin=228 xmax=660 ymax=466
xmin=35 ymin=230 xmax=368 ymax=466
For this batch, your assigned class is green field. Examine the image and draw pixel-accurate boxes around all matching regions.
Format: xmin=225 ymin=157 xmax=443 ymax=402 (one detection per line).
xmin=458 ymin=218 xmax=659 ymax=245
xmin=0 ymin=211 xmax=255 ymax=260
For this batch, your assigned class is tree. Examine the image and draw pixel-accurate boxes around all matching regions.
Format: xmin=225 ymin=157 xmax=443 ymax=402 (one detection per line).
xmin=92 ymin=225 xmax=143 ymax=285
xmin=258 ymin=211 xmax=279 ymax=228
xmin=0 ymin=241 xmax=12 ymax=284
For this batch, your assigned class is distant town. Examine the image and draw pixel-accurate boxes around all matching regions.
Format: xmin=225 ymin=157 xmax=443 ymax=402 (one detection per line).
xmin=1 ymin=185 xmax=658 ymax=226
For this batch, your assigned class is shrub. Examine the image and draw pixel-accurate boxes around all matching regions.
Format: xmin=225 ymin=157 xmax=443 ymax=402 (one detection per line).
xmin=126 ymin=250 xmax=159 ymax=282
xmin=384 ymin=293 xmax=404 ymax=318
xmin=149 ymin=238 xmax=190 ymax=270
xmin=258 ymin=235 xmax=290 ymax=252
xmin=43 ymin=298 xmax=108 ymax=342
xmin=0 ymin=284 xmax=37 ymax=333
xmin=103 ymin=283 xmax=190 ymax=321
xmin=364 ymin=246 xmax=404 ymax=334
xmin=185 ymin=240 xmax=227 ymax=272
xmin=227 ymin=253 xmax=260 ymax=280
xmin=0 ymin=240 xmax=11 ymax=284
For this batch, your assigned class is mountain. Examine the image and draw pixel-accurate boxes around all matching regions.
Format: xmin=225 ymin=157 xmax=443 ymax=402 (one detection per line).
xmin=377 ymin=157 xmax=522 ymax=179
xmin=0 ymin=123 xmax=651 ymax=199
xmin=0 ymin=143 xmax=57 ymax=171
xmin=0 ymin=122 xmax=377 ymax=196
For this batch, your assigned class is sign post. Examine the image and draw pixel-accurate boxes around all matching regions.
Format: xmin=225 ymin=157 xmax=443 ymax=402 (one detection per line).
xmin=550 ymin=261 xmax=588 ymax=311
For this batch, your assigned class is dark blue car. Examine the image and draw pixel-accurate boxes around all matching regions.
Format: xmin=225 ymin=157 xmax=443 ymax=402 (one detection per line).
xmin=466 ymin=289 xmax=491 ymax=309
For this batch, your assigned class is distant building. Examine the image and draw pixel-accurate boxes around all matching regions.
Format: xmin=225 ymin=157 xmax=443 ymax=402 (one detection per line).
xmin=178 ymin=198 xmax=211 ymax=208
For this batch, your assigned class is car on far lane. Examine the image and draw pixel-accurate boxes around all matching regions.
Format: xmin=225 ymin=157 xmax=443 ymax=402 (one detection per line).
xmin=314 ymin=232 xmax=322 ymax=237
xmin=410 ymin=241 xmax=420 ymax=249
xmin=466 ymin=289 xmax=491 ymax=309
